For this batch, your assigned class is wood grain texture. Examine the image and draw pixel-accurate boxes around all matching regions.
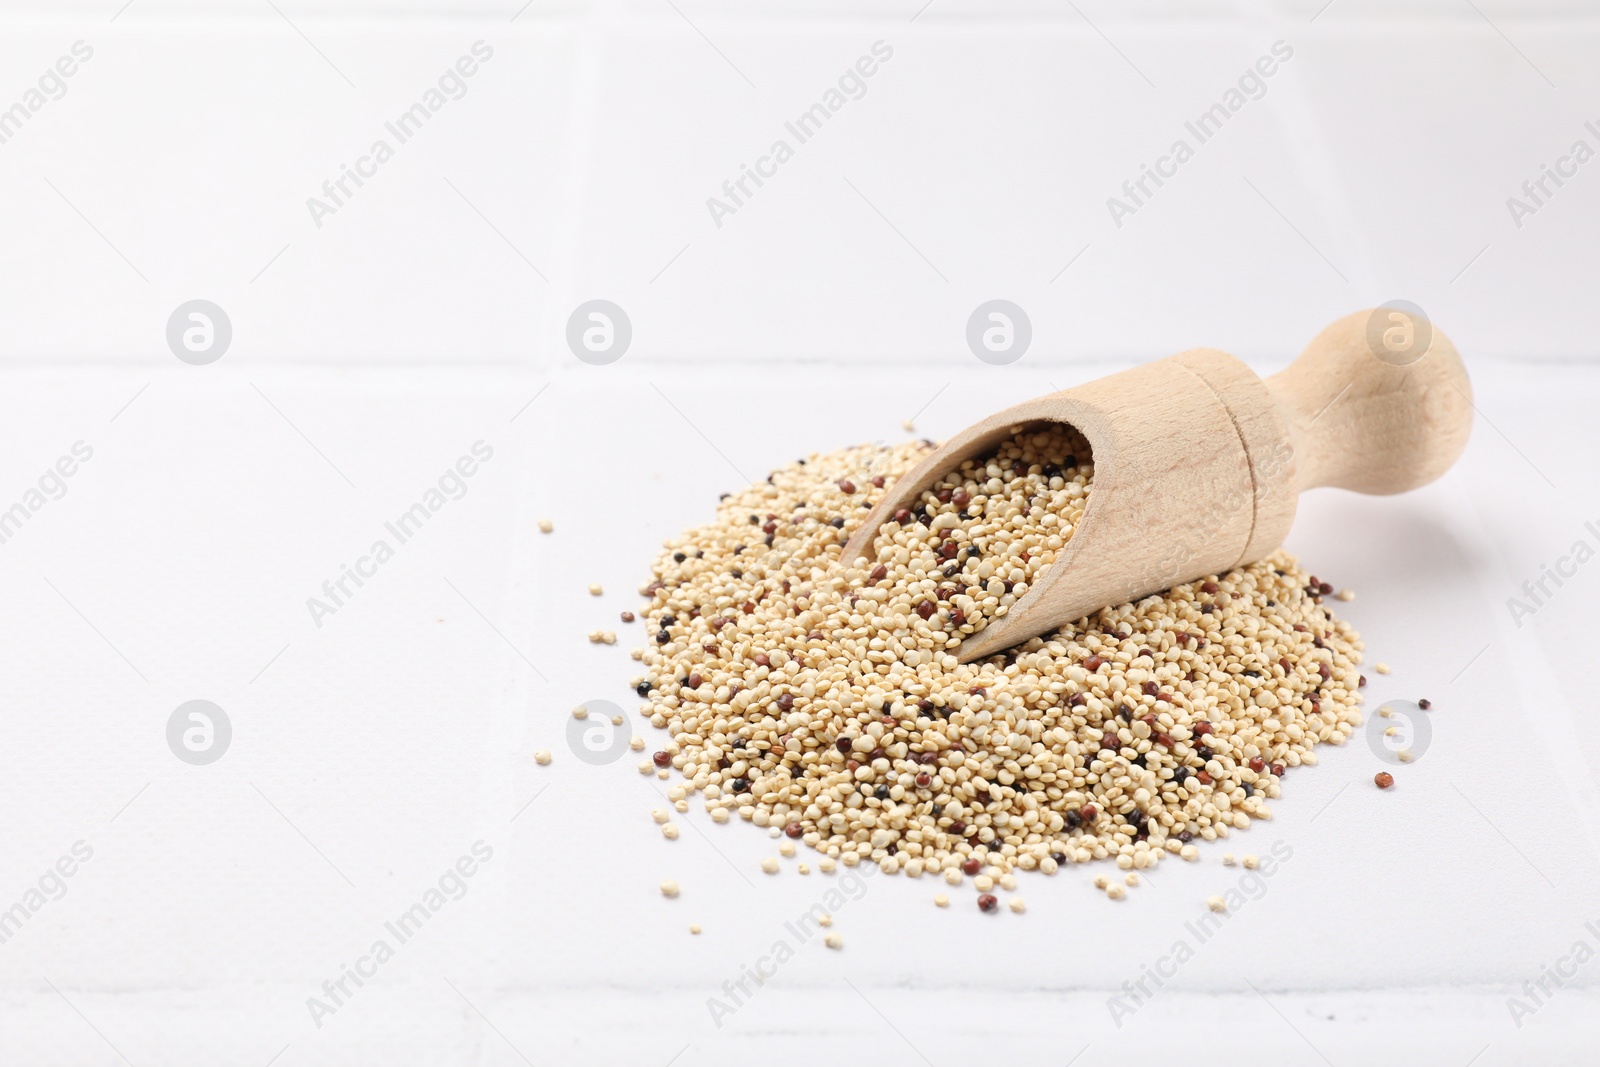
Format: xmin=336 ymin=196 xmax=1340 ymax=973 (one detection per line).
xmin=842 ymin=310 xmax=1473 ymax=662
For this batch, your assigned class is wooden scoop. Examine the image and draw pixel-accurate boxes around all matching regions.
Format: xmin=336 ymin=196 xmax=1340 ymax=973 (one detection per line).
xmin=843 ymin=309 xmax=1473 ymax=662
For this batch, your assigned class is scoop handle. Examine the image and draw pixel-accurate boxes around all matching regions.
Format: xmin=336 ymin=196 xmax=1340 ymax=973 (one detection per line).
xmin=1265 ymin=309 xmax=1474 ymax=495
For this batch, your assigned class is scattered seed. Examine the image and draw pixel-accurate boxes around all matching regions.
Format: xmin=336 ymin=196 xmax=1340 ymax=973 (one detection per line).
xmin=538 ymin=519 xmax=554 ymax=534
xmin=659 ymin=880 xmax=679 ymax=898
xmin=1206 ymin=895 xmax=1226 ymax=913
xmin=1375 ymin=772 xmax=1395 ymax=789
xmin=1105 ymin=884 xmax=1125 ymax=901
xmin=934 ymin=893 xmax=950 ymax=907
xmin=1008 ymin=897 xmax=1026 ymax=914
xmin=689 ymin=923 xmax=701 ymax=934
xmin=533 ymin=750 xmax=552 ymax=766
xmin=760 ymin=857 xmax=780 ymax=874
xmin=589 ymin=583 xmax=603 ymax=596
xmin=977 ymin=894 xmax=998 ymax=912
xmin=1242 ymin=854 xmax=1259 ymax=870
xmin=1375 ymin=662 xmax=1391 ymax=675
xmin=631 ymin=435 xmax=1366 ymax=892
xmin=824 ymin=933 xmax=843 ymax=949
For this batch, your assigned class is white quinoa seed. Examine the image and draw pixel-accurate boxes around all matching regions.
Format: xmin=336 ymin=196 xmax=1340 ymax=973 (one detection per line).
xmin=1180 ymin=845 xmax=1200 ymax=862
xmin=1124 ymin=873 xmax=1139 ymax=887
xmin=659 ymin=880 xmax=679 ymax=898
xmin=1106 ymin=884 xmax=1125 ymax=900
xmin=824 ymin=933 xmax=843 ymax=949
xmin=1008 ymin=897 xmax=1026 ymax=913
xmin=589 ymin=583 xmax=603 ymax=596
xmin=572 ymin=706 xmax=588 ymax=721
xmin=944 ymin=868 xmax=963 ymax=886
xmin=974 ymin=875 xmax=994 ymax=892
xmin=538 ymin=519 xmax=554 ymax=534
xmin=689 ymin=923 xmax=702 ymax=934
xmin=1336 ymin=588 xmax=1355 ymax=601
xmin=798 ymin=863 xmax=810 ymax=874
xmin=934 ymin=893 xmax=950 ymax=907
xmin=662 ymin=824 xmax=679 ymax=840
xmin=631 ymin=736 xmax=646 ymax=751
xmin=632 ymin=434 xmax=1364 ymax=886
xmin=1242 ymin=854 xmax=1259 ymax=870
xmin=1222 ymin=853 xmax=1236 ymax=866
xmin=651 ymin=809 xmax=669 ymax=823
xmin=1207 ymin=895 xmax=1226 ymax=912
xmin=533 ymin=750 xmax=552 ymax=766
xmin=779 ymin=841 xmax=797 ymax=857
xmin=760 ymin=857 xmax=780 ymax=874
xmin=999 ymin=874 xmax=1017 ymax=891
xmin=818 ymin=914 xmax=833 ymax=927
xmin=819 ymin=857 xmax=837 ymax=873
xmin=1375 ymin=663 xmax=1391 ymax=675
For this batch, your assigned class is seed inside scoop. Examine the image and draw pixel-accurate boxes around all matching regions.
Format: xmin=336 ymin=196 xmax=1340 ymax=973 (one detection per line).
xmin=860 ymin=422 xmax=1092 ymax=644
xmin=631 ymin=429 xmax=1363 ymax=884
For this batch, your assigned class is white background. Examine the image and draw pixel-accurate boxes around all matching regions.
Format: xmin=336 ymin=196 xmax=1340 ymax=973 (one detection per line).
xmin=1 ymin=1 xmax=1598 ymax=1064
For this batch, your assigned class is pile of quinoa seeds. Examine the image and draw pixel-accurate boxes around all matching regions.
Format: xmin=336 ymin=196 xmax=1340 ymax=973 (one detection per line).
xmin=629 ymin=423 xmax=1365 ymax=898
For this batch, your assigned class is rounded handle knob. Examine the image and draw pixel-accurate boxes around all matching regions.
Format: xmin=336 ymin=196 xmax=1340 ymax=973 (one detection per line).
xmin=1265 ymin=308 xmax=1473 ymax=495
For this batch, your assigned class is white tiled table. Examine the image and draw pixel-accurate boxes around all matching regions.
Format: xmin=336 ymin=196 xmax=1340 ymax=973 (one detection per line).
xmin=2 ymin=3 xmax=1598 ymax=1064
